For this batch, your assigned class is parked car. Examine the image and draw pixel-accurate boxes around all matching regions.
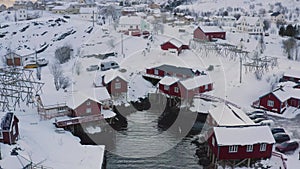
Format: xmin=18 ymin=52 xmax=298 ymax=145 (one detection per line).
xmin=253 ymin=117 xmax=267 ymax=123
xmin=100 ymin=61 xmax=119 ymax=71
xmin=275 ymin=140 xmax=299 ymax=153
xmin=249 ymin=112 xmax=267 ymax=120
xmin=271 ymin=127 xmax=286 ymax=135
xmin=86 ymin=65 xmax=99 ymax=71
xmin=259 ymin=119 xmax=275 ymax=126
xmin=273 ymin=133 xmax=290 ymax=143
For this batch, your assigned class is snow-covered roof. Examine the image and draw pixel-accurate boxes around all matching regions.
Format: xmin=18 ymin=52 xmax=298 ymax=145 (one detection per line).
xmin=209 ymin=104 xmax=255 ymax=126
xmin=272 ymin=83 xmax=300 ymax=101
xmin=66 ymin=91 xmax=93 ymax=110
xmin=93 ymin=87 xmax=111 ymax=101
xmin=79 ymin=7 xmax=97 ymax=14
xmin=199 ymin=26 xmax=225 ymax=33
xmin=180 ymin=75 xmax=212 ymax=90
xmin=153 ymin=64 xmax=195 ymax=77
xmin=283 ymin=70 xmax=300 ymax=79
xmin=101 ymin=109 xmax=116 ymax=119
xmin=119 ymin=15 xmax=141 ymax=25
xmin=237 ymin=16 xmax=261 ymax=25
xmin=0 ymin=112 xmax=15 ymax=131
xmin=167 ymin=38 xmax=184 ymax=48
xmin=159 ymin=76 xmax=179 ymax=85
xmin=214 ymin=126 xmax=275 ymax=146
xmin=103 ymin=69 xmax=127 ymax=84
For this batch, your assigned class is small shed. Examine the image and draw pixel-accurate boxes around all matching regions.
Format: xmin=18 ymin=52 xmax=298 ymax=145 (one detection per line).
xmin=0 ymin=112 xmax=19 ymax=145
xmin=102 ymin=70 xmax=128 ymax=96
xmin=194 ymin=26 xmax=226 ymax=41
xmin=160 ymin=38 xmax=189 ymax=54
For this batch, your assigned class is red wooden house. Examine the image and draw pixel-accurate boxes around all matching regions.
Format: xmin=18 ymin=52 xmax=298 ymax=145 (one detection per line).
xmin=158 ymin=75 xmax=213 ymax=99
xmin=207 ymin=126 xmax=275 ymax=167
xmin=254 ymin=82 xmax=300 ymax=113
xmin=0 ymin=112 xmax=19 ymax=145
xmin=160 ymin=38 xmax=189 ymax=54
xmin=281 ymin=70 xmax=300 ymax=83
xmin=102 ymin=70 xmax=128 ymax=96
xmin=194 ymin=26 xmax=226 ymax=41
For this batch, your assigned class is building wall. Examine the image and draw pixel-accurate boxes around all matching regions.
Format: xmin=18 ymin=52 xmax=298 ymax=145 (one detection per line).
xmin=161 ymin=42 xmax=180 ymax=52
xmin=194 ymin=27 xmax=209 ymax=41
xmin=208 ymin=134 xmax=273 ymax=160
xmin=16 ymin=8 xmax=28 ymax=21
xmin=259 ymin=93 xmax=282 ymax=113
xmin=158 ymin=83 xmax=181 ymax=97
xmin=218 ymin=143 xmax=273 ymax=160
xmin=287 ymin=97 xmax=300 ymax=108
xmin=74 ymin=99 xmax=102 ymax=117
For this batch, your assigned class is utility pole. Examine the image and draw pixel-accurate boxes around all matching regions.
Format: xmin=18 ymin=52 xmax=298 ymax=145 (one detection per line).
xmin=121 ymin=34 xmax=124 ymax=58
xmin=92 ymin=10 xmax=95 ymax=27
xmin=240 ymin=55 xmax=242 ymax=83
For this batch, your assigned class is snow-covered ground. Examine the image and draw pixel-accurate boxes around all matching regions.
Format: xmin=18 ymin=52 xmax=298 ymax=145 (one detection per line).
xmin=0 ymin=3 xmax=300 ymax=168
xmin=0 ymin=108 xmax=105 ymax=169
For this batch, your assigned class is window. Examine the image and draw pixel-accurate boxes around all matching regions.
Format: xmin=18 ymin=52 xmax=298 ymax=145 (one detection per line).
xmin=212 ymin=137 xmax=215 ymax=147
xmin=246 ymin=145 xmax=253 ymax=152
xmin=86 ymin=108 xmax=91 ymax=113
xmin=229 ymin=145 xmax=238 ymax=153
xmin=115 ymin=82 xmax=121 ymax=89
xmin=86 ymin=101 xmax=91 ymax=105
xmin=164 ymin=85 xmax=169 ymax=90
xmin=174 ymin=87 xmax=179 ymax=93
xmin=267 ymin=100 xmax=274 ymax=107
xmin=0 ymin=131 xmax=3 ymax=139
xmin=205 ymin=84 xmax=209 ymax=90
xmin=260 ymin=143 xmax=267 ymax=151
xmin=154 ymin=69 xmax=158 ymax=75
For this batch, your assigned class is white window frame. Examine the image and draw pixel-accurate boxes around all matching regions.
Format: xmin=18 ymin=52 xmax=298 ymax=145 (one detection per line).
xmin=174 ymin=87 xmax=179 ymax=93
xmin=212 ymin=137 xmax=215 ymax=147
xmin=0 ymin=131 xmax=3 ymax=139
xmin=260 ymin=143 xmax=267 ymax=151
xmin=246 ymin=145 xmax=253 ymax=152
xmin=154 ymin=69 xmax=158 ymax=75
xmin=86 ymin=108 xmax=92 ymax=114
xmin=86 ymin=101 xmax=91 ymax=105
xmin=205 ymin=84 xmax=209 ymax=90
xmin=229 ymin=145 xmax=238 ymax=153
xmin=115 ymin=82 xmax=121 ymax=89
xmin=267 ymin=100 xmax=274 ymax=107
xmin=164 ymin=85 xmax=169 ymax=90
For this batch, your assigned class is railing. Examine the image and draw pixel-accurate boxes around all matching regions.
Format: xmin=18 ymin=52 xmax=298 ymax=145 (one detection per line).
xmin=272 ymin=151 xmax=287 ymax=169
xmin=195 ymin=93 xmax=241 ymax=109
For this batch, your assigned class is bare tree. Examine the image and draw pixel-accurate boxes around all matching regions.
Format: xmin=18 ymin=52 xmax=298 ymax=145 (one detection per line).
xmin=74 ymin=61 xmax=82 ymax=76
xmin=107 ymin=38 xmax=115 ymax=48
xmin=55 ymin=45 xmax=72 ymax=64
xmin=283 ymin=37 xmax=297 ymax=60
xmin=49 ymin=62 xmax=63 ymax=91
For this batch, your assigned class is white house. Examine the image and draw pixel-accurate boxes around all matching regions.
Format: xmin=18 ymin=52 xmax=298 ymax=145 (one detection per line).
xmin=16 ymin=8 xmax=27 ymax=21
xmin=236 ymin=16 xmax=264 ymax=35
xmin=210 ymin=16 xmax=237 ymax=27
xmin=79 ymin=7 xmax=97 ymax=21
xmin=117 ymin=15 xmax=149 ymax=33
xmin=270 ymin=12 xmax=285 ymax=23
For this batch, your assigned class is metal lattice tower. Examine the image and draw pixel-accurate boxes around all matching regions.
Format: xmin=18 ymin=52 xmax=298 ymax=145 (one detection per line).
xmin=0 ymin=67 xmax=44 ymax=111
